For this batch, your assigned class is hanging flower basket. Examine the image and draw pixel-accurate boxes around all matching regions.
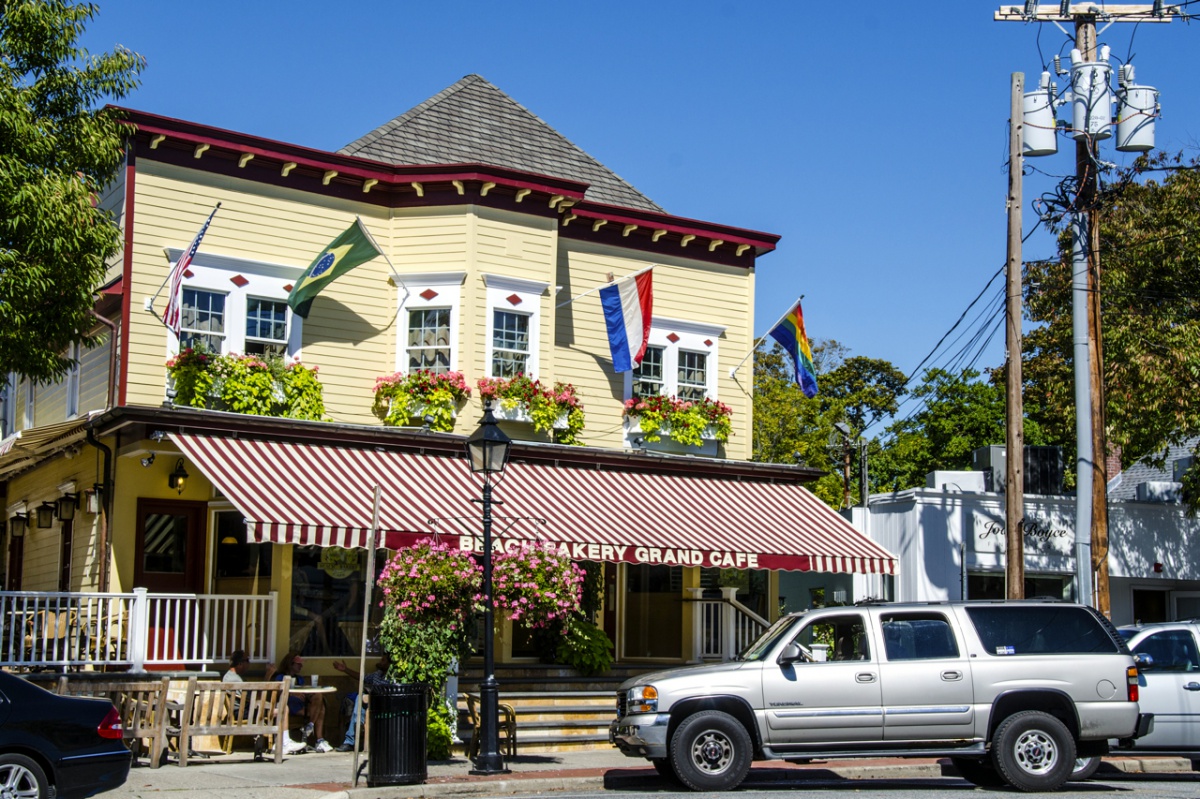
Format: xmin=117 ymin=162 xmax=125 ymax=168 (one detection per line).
xmin=492 ymin=403 xmax=569 ymax=429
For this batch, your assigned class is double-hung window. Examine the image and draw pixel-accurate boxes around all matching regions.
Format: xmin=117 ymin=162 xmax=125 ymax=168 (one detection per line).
xmin=394 ymin=272 xmax=465 ymax=374
xmin=244 ymin=298 xmax=289 ymax=357
xmin=483 ymin=274 xmax=549 ymax=379
xmin=180 ymin=288 xmax=227 ymax=353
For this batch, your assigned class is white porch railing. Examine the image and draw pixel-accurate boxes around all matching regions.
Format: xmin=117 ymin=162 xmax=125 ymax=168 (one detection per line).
xmin=0 ymin=588 xmax=276 ymax=671
xmin=688 ymin=586 xmax=770 ymax=662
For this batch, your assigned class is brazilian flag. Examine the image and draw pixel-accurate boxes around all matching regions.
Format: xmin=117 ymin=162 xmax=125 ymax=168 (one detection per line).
xmin=287 ymin=218 xmax=383 ymax=318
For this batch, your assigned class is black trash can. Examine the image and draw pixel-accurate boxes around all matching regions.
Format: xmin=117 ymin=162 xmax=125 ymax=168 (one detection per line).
xmin=367 ymin=682 xmax=429 ymax=786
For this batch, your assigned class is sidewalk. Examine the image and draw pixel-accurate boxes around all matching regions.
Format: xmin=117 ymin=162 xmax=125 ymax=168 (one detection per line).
xmin=108 ymin=746 xmax=1197 ymax=799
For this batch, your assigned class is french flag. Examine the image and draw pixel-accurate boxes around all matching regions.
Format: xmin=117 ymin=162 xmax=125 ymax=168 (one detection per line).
xmin=599 ymin=268 xmax=653 ymax=372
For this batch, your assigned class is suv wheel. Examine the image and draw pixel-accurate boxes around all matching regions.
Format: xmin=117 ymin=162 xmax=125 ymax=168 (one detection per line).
xmin=991 ymin=710 xmax=1076 ymax=792
xmin=951 ymin=756 xmax=1005 ymax=787
xmin=669 ymin=710 xmax=752 ymax=792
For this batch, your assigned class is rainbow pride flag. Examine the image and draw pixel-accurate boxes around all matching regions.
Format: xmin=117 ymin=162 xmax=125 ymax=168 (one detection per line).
xmin=768 ymin=300 xmax=818 ymax=398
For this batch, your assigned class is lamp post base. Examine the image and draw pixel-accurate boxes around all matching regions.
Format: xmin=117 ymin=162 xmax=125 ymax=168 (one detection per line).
xmin=469 ymin=756 xmax=511 ymax=776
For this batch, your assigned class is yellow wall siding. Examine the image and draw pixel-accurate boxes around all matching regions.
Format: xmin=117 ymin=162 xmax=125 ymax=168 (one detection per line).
xmin=6 ymin=456 xmax=103 ymax=591
xmin=78 ymin=331 xmax=112 ymax=414
xmin=123 ymin=165 xmax=397 ymax=424
xmin=554 ymin=243 xmax=755 ymax=458
xmin=99 ymin=172 xmax=126 ymax=286
xmin=38 ymin=376 xmax=66 ymax=423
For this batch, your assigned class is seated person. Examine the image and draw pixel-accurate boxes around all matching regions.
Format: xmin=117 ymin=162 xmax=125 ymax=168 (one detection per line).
xmin=331 ymin=653 xmax=392 ymax=752
xmin=223 ymin=650 xmax=251 ymax=683
xmin=267 ymin=651 xmax=331 ymax=753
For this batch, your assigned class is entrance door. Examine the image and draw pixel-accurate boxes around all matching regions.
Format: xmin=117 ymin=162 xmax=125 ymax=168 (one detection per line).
xmin=135 ymin=500 xmax=207 ymax=593
xmin=1173 ymin=592 xmax=1200 ymax=620
xmin=623 ymin=564 xmax=682 ymax=660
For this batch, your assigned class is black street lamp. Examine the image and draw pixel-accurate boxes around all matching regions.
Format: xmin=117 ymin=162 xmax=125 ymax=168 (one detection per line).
xmin=464 ymin=403 xmax=512 ymax=775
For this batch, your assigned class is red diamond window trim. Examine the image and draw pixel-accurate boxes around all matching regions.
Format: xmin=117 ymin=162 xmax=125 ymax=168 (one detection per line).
xmin=704 ymin=339 xmax=713 ymax=347
xmin=182 ymin=269 xmax=194 ymax=279
xmin=506 ymin=293 xmax=523 ymax=306
xmin=666 ymin=332 xmax=680 ymax=343
xmin=420 ymin=288 xmax=439 ymax=301
xmin=283 ymin=284 xmax=293 ymax=292
xmin=230 ymin=274 xmax=249 ymax=287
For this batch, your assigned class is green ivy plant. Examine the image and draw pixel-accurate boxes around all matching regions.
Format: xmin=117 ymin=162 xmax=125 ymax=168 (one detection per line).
xmin=372 ymin=370 xmax=470 ymax=432
xmin=623 ymin=395 xmax=733 ymax=446
xmin=165 ymin=346 xmax=326 ymax=420
xmin=555 ymin=619 xmax=614 ymax=677
xmin=476 ymin=374 xmax=586 ymax=445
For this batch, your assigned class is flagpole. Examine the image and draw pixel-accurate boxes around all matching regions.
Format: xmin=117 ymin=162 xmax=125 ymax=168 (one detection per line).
xmin=729 ymin=295 xmax=804 ymax=378
xmin=355 ymin=216 xmax=409 ymax=304
xmin=149 ymin=202 xmax=222 ymax=306
xmin=554 ymin=264 xmax=654 ymax=309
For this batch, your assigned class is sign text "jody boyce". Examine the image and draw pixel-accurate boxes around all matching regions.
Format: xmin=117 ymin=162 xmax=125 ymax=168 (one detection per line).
xmin=459 ymin=536 xmax=760 ymax=568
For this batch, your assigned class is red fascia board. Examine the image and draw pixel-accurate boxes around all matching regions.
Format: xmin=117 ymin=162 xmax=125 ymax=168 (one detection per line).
xmin=573 ymin=203 xmax=780 ymax=252
xmin=114 ymin=106 xmax=589 ymax=199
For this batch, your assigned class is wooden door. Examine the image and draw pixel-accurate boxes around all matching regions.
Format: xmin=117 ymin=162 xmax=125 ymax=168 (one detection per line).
xmin=134 ymin=500 xmax=207 ymax=592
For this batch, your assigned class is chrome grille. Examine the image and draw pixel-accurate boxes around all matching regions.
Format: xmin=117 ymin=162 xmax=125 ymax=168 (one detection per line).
xmin=616 ymin=690 xmax=628 ymax=718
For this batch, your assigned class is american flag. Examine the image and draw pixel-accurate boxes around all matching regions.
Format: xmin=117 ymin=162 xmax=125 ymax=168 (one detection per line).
xmin=164 ymin=204 xmax=221 ymax=336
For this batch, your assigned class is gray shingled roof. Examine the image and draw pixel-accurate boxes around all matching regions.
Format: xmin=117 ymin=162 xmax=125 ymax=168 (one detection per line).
xmin=340 ymin=74 xmax=664 ymax=213
xmin=1108 ymin=437 xmax=1199 ymax=501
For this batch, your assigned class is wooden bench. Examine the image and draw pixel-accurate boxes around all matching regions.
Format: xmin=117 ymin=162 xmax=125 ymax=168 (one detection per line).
xmin=172 ymin=678 xmax=290 ymax=766
xmin=56 ymin=676 xmax=172 ymax=769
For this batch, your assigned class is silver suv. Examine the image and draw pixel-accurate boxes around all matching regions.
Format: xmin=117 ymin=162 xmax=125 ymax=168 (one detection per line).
xmin=610 ymin=600 xmax=1150 ymax=792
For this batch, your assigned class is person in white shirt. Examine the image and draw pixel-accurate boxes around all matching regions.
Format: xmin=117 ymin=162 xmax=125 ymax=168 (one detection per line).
xmin=223 ymin=650 xmax=250 ymax=683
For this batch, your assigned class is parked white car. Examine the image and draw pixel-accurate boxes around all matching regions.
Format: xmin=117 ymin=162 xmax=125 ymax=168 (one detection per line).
xmin=1073 ymin=621 xmax=1200 ymax=780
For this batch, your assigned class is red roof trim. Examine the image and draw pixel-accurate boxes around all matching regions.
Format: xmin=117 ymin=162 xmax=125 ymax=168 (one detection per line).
xmin=111 ymin=107 xmax=780 ymax=251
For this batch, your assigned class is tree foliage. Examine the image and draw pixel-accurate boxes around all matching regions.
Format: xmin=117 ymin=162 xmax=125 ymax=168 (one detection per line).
xmin=872 ymin=368 xmax=1047 ymax=492
xmin=1024 ymin=151 xmax=1200 ymax=489
xmin=0 ymin=0 xmax=142 ymax=380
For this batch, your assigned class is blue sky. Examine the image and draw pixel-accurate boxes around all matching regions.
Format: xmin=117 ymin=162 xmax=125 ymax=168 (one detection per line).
xmin=80 ymin=1 xmax=1200 ymax=399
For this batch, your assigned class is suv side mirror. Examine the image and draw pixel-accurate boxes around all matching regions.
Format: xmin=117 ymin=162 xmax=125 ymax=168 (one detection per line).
xmin=1134 ymin=652 xmax=1155 ymax=668
xmin=778 ymin=642 xmax=810 ymax=665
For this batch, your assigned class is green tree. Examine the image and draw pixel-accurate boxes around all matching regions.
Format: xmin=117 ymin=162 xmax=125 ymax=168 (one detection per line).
xmin=1024 ymin=152 xmax=1200 ymax=497
xmin=0 ymin=1 xmax=143 ymax=380
xmin=873 ymin=368 xmax=1047 ymax=492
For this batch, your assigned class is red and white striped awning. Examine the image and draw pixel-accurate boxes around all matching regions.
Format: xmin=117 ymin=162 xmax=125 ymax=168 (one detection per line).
xmin=171 ymin=433 xmax=896 ymax=575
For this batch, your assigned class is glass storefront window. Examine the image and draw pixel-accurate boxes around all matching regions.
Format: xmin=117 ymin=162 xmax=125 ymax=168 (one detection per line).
xmin=289 ymin=546 xmax=382 ymax=658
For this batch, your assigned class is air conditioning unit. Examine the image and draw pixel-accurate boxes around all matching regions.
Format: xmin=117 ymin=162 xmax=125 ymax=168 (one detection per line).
xmin=971 ymin=446 xmax=1065 ymax=495
xmin=1135 ymin=481 xmax=1182 ymax=503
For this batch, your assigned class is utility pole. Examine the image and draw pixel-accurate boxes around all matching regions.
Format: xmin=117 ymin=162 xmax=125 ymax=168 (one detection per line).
xmin=995 ymin=2 xmax=1176 ymax=612
xmin=1006 ymin=72 xmax=1026 ymax=600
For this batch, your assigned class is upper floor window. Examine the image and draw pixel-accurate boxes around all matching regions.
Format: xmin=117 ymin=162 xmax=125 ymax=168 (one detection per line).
xmin=245 ymin=298 xmax=289 ymax=357
xmin=483 ymin=273 xmax=549 ymax=379
xmin=627 ymin=317 xmax=725 ymax=402
xmin=166 ymin=249 xmax=301 ymax=361
xmin=1 ymin=375 xmax=15 ymax=438
xmin=394 ymin=271 xmax=465 ymax=374
xmin=491 ymin=310 xmax=530 ymax=377
xmin=407 ymin=308 xmax=451 ymax=373
xmin=180 ymin=288 xmax=227 ymax=352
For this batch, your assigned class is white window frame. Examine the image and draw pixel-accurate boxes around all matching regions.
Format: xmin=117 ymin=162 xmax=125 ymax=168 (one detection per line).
xmin=393 ymin=271 xmax=465 ymax=373
xmin=482 ymin=273 xmax=549 ymax=379
xmin=64 ymin=342 xmax=80 ymax=419
xmin=163 ymin=249 xmax=303 ymax=360
xmin=624 ymin=316 xmax=725 ymax=401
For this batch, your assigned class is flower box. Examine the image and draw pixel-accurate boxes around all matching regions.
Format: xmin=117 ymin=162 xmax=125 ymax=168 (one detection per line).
xmin=493 ymin=403 xmax=569 ymax=430
xmin=625 ymin=417 xmax=720 ymax=442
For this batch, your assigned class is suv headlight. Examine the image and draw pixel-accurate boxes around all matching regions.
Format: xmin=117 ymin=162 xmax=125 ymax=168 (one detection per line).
xmin=628 ymin=685 xmax=658 ymax=713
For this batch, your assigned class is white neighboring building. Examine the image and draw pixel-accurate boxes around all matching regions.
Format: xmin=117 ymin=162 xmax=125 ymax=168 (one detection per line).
xmin=849 ymin=447 xmax=1200 ymax=626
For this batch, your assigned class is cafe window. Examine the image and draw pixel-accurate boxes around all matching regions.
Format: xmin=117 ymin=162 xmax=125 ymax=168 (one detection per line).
xmin=290 ymin=546 xmax=382 ymax=658
xmin=213 ymin=511 xmax=272 ymax=583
